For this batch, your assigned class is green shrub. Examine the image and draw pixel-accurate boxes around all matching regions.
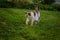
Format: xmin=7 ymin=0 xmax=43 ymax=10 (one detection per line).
xmin=52 ymin=4 xmax=60 ymax=11
xmin=0 ymin=1 xmax=60 ymax=11
xmin=39 ymin=4 xmax=60 ymax=11
xmin=16 ymin=2 xmax=34 ymax=9
xmin=39 ymin=4 xmax=54 ymax=11
xmin=0 ymin=1 xmax=15 ymax=8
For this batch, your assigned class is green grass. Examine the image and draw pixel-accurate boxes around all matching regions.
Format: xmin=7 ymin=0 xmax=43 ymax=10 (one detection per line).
xmin=0 ymin=8 xmax=60 ymax=40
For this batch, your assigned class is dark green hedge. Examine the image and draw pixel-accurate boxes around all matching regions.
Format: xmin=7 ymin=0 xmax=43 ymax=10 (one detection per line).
xmin=0 ymin=1 xmax=60 ymax=11
xmin=39 ymin=4 xmax=60 ymax=11
xmin=52 ymin=4 xmax=60 ymax=11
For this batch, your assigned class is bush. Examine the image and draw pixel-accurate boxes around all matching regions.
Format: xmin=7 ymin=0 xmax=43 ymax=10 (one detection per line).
xmin=39 ymin=4 xmax=60 ymax=11
xmin=14 ymin=2 xmax=34 ymax=9
xmin=0 ymin=1 xmax=15 ymax=8
xmin=52 ymin=4 xmax=60 ymax=11
xmin=0 ymin=1 xmax=60 ymax=11
xmin=42 ymin=0 xmax=55 ymax=4
xmin=39 ymin=4 xmax=54 ymax=11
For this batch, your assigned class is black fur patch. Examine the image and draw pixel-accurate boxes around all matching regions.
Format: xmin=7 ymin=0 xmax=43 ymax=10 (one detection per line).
xmin=34 ymin=12 xmax=36 ymax=16
xmin=28 ymin=13 xmax=31 ymax=16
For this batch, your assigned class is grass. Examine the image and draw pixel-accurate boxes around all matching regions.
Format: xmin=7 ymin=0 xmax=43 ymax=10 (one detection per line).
xmin=0 ymin=8 xmax=60 ymax=40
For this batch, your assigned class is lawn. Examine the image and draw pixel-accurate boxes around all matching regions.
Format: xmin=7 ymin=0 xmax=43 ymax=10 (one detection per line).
xmin=0 ymin=8 xmax=60 ymax=40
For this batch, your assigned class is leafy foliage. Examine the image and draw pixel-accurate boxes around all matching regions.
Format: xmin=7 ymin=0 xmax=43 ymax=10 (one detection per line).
xmin=42 ymin=0 xmax=55 ymax=4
